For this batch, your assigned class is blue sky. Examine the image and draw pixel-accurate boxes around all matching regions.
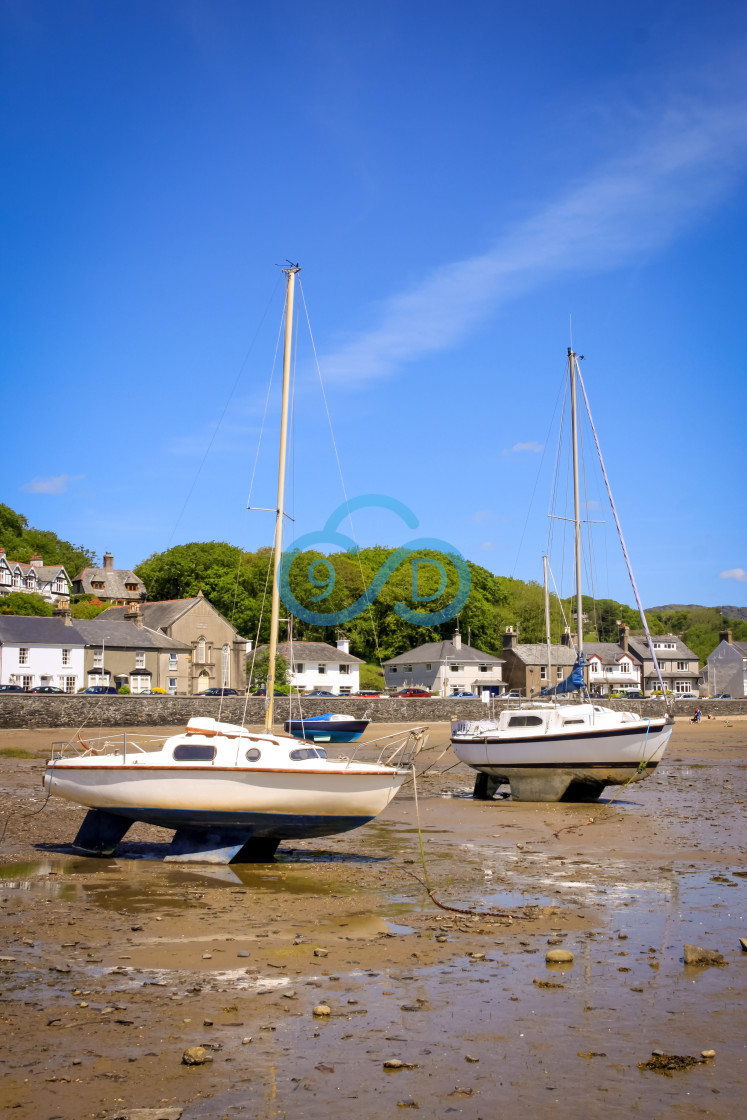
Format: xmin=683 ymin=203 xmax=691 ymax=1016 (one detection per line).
xmin=2 ymin=0 xmax=746 ymax=609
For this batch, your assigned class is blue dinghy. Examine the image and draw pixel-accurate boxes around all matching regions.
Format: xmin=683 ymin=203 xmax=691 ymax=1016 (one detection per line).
xmin=284 ymin=712 xmax=370 ymax=743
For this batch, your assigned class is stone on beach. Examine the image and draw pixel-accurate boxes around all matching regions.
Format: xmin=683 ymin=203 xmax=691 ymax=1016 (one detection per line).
xmin=546 ymin=949 xmax=574 ymax=963
xmin=182 ymin=1046 xmax=209 ymax=1065
xmin=683 ymin=944 xmax=726 ymax=966
xmin=313 ymin=1004 xmax=331 ymax=1016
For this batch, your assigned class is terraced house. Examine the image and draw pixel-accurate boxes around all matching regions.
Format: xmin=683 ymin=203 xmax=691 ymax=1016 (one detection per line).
xmin=0 ymin=547 xmax=70 ymax=603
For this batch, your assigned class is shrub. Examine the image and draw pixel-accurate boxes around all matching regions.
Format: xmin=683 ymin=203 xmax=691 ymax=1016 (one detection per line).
xmin=118 ymin=685 xmax=131 ymax=694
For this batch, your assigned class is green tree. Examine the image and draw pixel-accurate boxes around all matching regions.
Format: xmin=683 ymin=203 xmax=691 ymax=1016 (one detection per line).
xmin=0 ymin=592 xmax=53 ymax=616
xmin=0 ymin=503 xmax=95 ymax=575
xmin=247 ymin=649 xmax=290 ymax=691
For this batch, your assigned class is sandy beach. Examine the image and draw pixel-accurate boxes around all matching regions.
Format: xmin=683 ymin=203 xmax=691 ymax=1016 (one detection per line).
xmin=0 ymin=718 xmax=745 ymax=1119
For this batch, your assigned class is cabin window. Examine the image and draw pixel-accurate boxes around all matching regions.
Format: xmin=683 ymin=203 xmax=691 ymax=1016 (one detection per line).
xmin=507 ymin=715 xmax=544 ymax=728
xmin=563 ymin=719 xmax=585 ymax=726
xmin=173 ymin=743 xmax=216 ymax=761
xmin=290 ymin=747 xmax=319 ymax=761
xmin=245 ymin=748 xmax=262 ymax=762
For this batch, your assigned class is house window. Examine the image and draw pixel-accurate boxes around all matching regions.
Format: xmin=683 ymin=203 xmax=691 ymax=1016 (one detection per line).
xmin=62 ymin=648 xmax=71 ymax=666
xmin=93 ymin=651 xmax=103 ymax=668
xmin=425 ymin=663 xmax=432 ymax=670
xmin=390 ymin=667 xmax=397 ymax=673
xmin=293 ymin=663 xmax=304 ymax=674
xmin=450 ymin=664 xmax=459 ymax=672
xmin=169 ymin=655 xmax=177 ymax=671
xmin=540 ymin=667 xmax=547 ymax=680
xmin=22 ymin=675 xmax=33 ymax=690
xmin=405 ymin=665 xmax=413 ymax=673
xmin=130 ymin=673 xmax=152 ymax=694
xmin=317 ymin=664 xmax=326 ymax=675
xmin=64 ymin=676 xmax=76 ymax=694
xmin=339 ymin=687 xmax=352 ymax=695
xmin=197 ymin=638 xmax=206 ymax=664
xmin=339 ymin=664 xmax=350 ymax=675
xmin=54 ymin=577 xmax=65 ymax=593
xmin=135 ymin=651 xmax=146 ymax=669
xmin=557 ymin=666 xmax=563 ymax=679
xmin=91 ymin=580 xmax=105 ymax=590
xmin=125 ymin=582 xmax=138 ymax=592
xmin=19 ymin=647 xmax=29 ymax=665
xmin=479 ymin=664 xmax=488 ymax=672
xmin=168 ymin=677 xmax=177 ymax=693
xmin=13 ymin=573 xmax=21 ymax=587
xmin=222 ymin=644 xmax=230 ymax=687
xmin=677 ymin=661 xmax=687 ymax=671
xmin=674 ymin=680 xmax=691 ymax=694
xmin=25 ymin=575 xmax=35 ymax=589
xmin=654 ymin=642 xmax=676 ymax=650
xmin=88 ymin=672 xmax=110 ymax=687
xmin=619 ymin=662 xmax=630 ymax=673
xmin=0 ymin=568 xmax=10 ymax=585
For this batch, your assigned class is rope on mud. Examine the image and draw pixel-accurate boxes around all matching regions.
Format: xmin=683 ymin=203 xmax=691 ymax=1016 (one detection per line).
xmin=408 ymin=763 xmax=528 ymax=921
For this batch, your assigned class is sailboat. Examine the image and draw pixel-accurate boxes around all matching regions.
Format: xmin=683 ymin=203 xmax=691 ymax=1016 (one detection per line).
xmin=451 ymin=348 xmax=673 ymax=802
xmin=43 ymin=267 xmax=418 ymax=862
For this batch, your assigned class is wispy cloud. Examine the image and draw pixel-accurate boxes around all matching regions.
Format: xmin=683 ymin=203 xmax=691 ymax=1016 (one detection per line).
xmin=471 ymin=509 xmax=493 ymax=524
xmin=503 ymin=441 xmax=544 ymax=455
xmin=478 ymin=541 xmax=496 ymax=551
xmin=720 ymin=567 xmax=747 ymax=583
xmin=320 ymin=96 xmax=747 ymax=383
xmin=20 ymin=474 xmax=84 ymax=495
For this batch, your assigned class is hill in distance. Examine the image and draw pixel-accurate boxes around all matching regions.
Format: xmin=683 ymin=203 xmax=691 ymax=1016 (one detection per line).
xmin=647 ymin=604 xmax=747 ymax=623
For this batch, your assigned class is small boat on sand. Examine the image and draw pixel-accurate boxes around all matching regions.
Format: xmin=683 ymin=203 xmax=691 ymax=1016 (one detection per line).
xmin=284 ymin=712 xmax=369 ymax=743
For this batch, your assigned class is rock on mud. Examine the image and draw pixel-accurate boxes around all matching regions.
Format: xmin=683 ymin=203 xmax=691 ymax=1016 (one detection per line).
xmin=683 ymin=944 xmax=726 ymax=966
xmin=313 ymin=1004 xmax=331 ymax=1016
xmin=546 ymin=949 xmax=574 ymax=963
xmin=182 ymin=1046 xmax=210 ymax=1065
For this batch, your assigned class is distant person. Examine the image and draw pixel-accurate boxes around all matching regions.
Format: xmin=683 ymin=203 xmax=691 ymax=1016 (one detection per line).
xmin=691 ymin=707 xmax=702 ymax=723
xmin=707 ymin=711 xmax=714 ymax=720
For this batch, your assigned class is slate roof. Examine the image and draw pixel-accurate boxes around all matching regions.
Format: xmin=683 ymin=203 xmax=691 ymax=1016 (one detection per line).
xmin=254 ymin=641 xmax=364 ymax=665
xmin=0 ymin=615 xmax=188 ymax=651
xmin=503 ymin=643 xmax=578 ymax=666
xmin=583 ymin=642 xmax=637 ymax=666
xmin=73 ymin=567 xmax=146 ymax=599
xmin=384 ymin=640 xmax=503 ymax=666
xmin=97 ymin=598 xmax=201 ymax=630
xmin=0 ymin=556 xmax=69 ymax=580
xmin=628 ymin=634 xmax=699 ymax=662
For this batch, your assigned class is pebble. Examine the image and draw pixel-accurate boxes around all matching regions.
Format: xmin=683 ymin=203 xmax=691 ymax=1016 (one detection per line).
xmin=182 ymin=1046 xmax=209 ymax=1065
xmin=546 ymin=949 xmax=574 ymax=963
xmin=314 ymin=948 xmax=328 ymax=958
xmin=740 ymin=938 xmax=747 ymax=952
xmin=201 ymin=953 xmax=212 ymax=960
xmin=241 ymin=1036 xmax=252 ymax=1045
xmin=683 ymin=944 xmax=726 ymax=966
xmin=313 ymin=1004 xmax=331 ymax=1016
xmin=237 ymin=951 xmax=250 ymax=958
xmin=468 ymin=952 xmax=486 ymax=961
xmin=203 ymin=1019 xmax=213 ymax=1027
xmin=384 ymin=1059 xmax=404 ymax=1068
xmin=701 ymin=1050 xmax=716 ymax=1059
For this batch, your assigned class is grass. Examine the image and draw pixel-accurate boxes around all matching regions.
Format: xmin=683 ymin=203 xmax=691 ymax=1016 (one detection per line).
xmin=0 ymin=748 xmax=39 ymax=759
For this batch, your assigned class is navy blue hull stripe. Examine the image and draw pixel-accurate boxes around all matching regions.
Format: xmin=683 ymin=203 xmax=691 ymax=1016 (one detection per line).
xmin=97 ymin=806 xmax=372 ymax=839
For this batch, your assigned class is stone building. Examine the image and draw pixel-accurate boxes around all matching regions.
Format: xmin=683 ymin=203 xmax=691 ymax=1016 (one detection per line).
xmin=96 ymin=592 xmax=246 ymax=694
xmin=71 ymin=552 xmax=146 ymax=605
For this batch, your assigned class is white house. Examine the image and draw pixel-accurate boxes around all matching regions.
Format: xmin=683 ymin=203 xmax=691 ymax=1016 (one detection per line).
xmin=0 ymin=548 xmax=70 ymax=604
xmin=584 ymin=642 xmax=641 ymax=694
xmin=383 ymin=632 xmax=505 ymax=697
xmin=253 ymin=638 xmax=363 ymax=695
xmin=0 ymin=615 xmax=85 ymax=692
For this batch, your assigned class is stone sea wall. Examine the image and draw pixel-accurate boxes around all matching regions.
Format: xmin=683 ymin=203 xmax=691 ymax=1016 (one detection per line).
xmin=1 ymin=694 xmax=746 ymax=730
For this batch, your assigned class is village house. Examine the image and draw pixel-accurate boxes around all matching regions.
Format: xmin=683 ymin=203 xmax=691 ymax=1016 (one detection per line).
xmin=701 ymin=629 xmax=747 ymax=697
xmin=97 ymin=592 xmax=246 ymax=694
xmin=71 ymin=552 xmax=146 ymax=605
xmin=627 ymin=630 xmax=699 ymax=696
xmin=500 ymin=623 xmax=642 ymax=697
xmin=383 ymin=632 xmax=505 ymax=697
xmin=0 ymin=547 xmax=70 ymax=604
xmin=0 ymin=603 xmax=189 ymax=693
xmin=252 ymin=638 xmax=364 ymax=695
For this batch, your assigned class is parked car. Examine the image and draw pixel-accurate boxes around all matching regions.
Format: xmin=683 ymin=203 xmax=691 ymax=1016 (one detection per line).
xmin=503 ymin=689 xmax=523 ymax=699
xmin=199 ymin=687 xmax=238 ymax=697
xmin=621 ymin=690 xmax=645 ymax=699
xmin=252 ymin=688 xmax=293 ymax=697
xmin=81 ymin=686 xmax=119 ymax=695
xmin=0 ymin=684 xmax=25 ymax=693
xmin=29 ymin=686 xmax=65 ymax=694
xmin=303 ymin=689 xmax=337 ymax=698
xmin=353 ymin=690 xmax=386 ymax=698
xmin=675 ymin=692 xmax=700 ymax=700
xmin=711 ymin=693 xmax=732 ymax=700
xmin=450 ymin=690 xmax=479 ymax=698
xmin=393 ymin=688 xmax=431 ymax=698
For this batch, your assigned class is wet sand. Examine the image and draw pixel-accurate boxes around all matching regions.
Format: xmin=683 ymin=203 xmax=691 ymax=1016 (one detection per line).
xmin=0 ymin=719 xmax=745 ymax=1119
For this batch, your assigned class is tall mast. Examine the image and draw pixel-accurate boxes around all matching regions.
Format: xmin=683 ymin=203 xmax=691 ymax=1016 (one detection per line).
xmin=568 ymin=347 xmax=584 ymax=659
xmin=265 ymin=265 xmax=299 ymax=731
xmin=543 ymin=554 xmax=552 ymax=689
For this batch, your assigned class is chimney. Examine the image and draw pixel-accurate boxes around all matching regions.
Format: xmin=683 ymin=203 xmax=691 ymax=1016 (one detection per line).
xmin=453 ymin=630 xmax=462 ymax=651
xmin=561 ymin=626 xmax=572 ymax=647
xmin=29 ymin=553 xmax=43 ymax=567
xmin=124 ymin=602 xmax=144 ymax=628
xmin=618 ymin=621 xmax=629 ymax=652
xmin=719 ymin=629 xmax=733 ymax=645
xmin=52 ymin=599 xmax=73 ymax=626
xmin=502 ymin=626 xmax=517 ymax=651
xmin=103 ymin=552 xmax=114 ymax=571
xmin=336 ymin=637 xmax=350 ymax=655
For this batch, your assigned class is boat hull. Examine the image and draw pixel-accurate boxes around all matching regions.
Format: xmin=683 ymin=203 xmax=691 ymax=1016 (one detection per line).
xmin=284 ymin=718 xmax=369 ymax=743
xmin=44 ymin=764 xmax=404 ymax=839
xmin=452 ymin=718 xmax=673 ymax=801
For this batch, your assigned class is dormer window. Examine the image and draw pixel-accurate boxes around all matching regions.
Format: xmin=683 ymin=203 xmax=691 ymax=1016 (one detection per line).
xmin=125 ymin=582 xmax=138 ymax=592
xmin=13 ymin=574 xmax=21 ymax=587
xmin=25 ymin=575 xmax=35 ymax=589
xmin=91 ymin=580 xmax=105 ymax=590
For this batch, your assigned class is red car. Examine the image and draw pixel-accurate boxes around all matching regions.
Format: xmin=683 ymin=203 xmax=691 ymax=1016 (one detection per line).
xmin=393 ymin=688 xmax=431 ymax=698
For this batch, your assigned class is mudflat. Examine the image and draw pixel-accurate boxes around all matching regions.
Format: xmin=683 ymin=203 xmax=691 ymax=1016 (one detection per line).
xmin=0 ymin=718 xmax=745 ymax=1119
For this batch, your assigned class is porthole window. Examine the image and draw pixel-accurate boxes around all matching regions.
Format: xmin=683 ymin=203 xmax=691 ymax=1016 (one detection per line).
xmin=173 ymin=744 xmax=216 ymax=761
xmin=245 ymin=748 xmax=261 ymax=762
xmin=290 ymin=747 xmax=318 ymax=761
